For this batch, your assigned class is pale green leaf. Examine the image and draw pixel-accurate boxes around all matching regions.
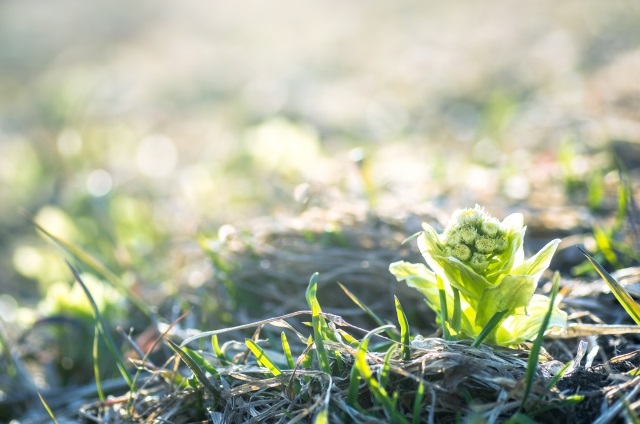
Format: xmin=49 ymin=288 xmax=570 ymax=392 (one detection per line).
xmin=389 ymin=261 xmax=440 ymax=309
xmin=436 ymin=255 xmax=492 ymax=300
xmin=486 ymin=227 xmax=526 ymax=280
xmin=493 ymin=294 xmax=567 ymax=346
xmin=476 ymin=275 xmax=535 ymax=327
xmin=510 ymin=239 xmax=560 ymax=282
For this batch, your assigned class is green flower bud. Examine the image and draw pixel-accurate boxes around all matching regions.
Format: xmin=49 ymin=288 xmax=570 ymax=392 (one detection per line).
xmin=494 ymin=235 xmax=508 ymax=253
xmin=481 ymin=219 xmax=500 ymax=238
xmin=444 ymin=246 xmax=453 ymax=257
xmin=452 ymin=244 xmax=472 ymax=261
xmin=454 ymin=207 xmax=483 ymax=227
xmin=445 ymin=229 xmax=462 ymax=247
xmin=459 ymin=226 xmax=477 ymax=245
xmin=475 ymin=236 xmax=495 ymax=254
xmin=470 ymin=252 xmax=489 ymax=273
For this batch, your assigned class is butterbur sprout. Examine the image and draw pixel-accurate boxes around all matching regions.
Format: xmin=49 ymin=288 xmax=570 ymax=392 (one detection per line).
xmin=390 ymin=205 xmax=567 ymax=347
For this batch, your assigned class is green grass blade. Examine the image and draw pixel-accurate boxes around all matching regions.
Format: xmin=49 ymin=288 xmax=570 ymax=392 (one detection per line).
xmin=471 ymin=310 xmax=507 ymax=347
xmin=579 ymin=247 xmax=640 ymax=326
xmin=412 ymin=381 xmax=425 ymax=424
xmin=32 ymin=219 xmax=150 ymax=316
xmin=66 ymin=261 xmax=134 ymax=388
xmin=338 ymin=283 xmax=386 ymax=328
xmin=546 ymin=361 xmax=572 ymax=390
xmin=337 ymin=329 xmax=360 ymax=347
xmin=437 ymin=275 xmax=451 ymax=340
xmin=181 ymin=346 xmax=219 ymax=377
xmin=394 ymin=296 xmax=411 ymax=360
xmin=521 ymin=272 xmax=561 ymax=409
xmin=165 ymin=338 xmax=217 ymax=393
xmin=281 ymin=332 xmax=295 ymax=369
xmin=37 ymin=392 xmax=59 ymax=424
xmin=306 ymin=273 xmax=331 ymax=374
xmin=379 ymin=344 xmax=397 ymax=388
xmin=354 ymin=324 xmax=409 ymax=423
xmin=452 ymin=288 xmax=462 ymax=336
xmin=212 ymin=335 xmax=231 ymax=365
xmin=92 ymin=324 xmax=104 ymax=402
xmin=314 ymin=406 xmax=329 ymax=424
xmin=246 ymin=339 xmax=282 ymax=377
xmin=347 ymin=356 xmax=362 ymax=407
xmin=302 ymin=335 xmax=314 ymax=370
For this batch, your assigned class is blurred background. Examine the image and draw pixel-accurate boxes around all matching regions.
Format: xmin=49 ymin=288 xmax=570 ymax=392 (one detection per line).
xmin=1 ymin=0 xmax=640 ymax=413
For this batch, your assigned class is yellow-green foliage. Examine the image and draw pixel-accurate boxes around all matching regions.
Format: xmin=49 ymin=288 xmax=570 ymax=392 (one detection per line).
xmin=390 ymin=205 xmax=566 ymax=347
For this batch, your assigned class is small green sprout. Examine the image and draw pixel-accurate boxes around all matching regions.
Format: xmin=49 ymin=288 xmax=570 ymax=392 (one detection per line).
xmin=390 ymin=205 xmax=567 ymax=347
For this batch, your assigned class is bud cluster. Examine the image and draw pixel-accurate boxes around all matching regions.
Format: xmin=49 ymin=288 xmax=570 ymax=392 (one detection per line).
xmin=442 ymin=206 xmax=508 ymax=273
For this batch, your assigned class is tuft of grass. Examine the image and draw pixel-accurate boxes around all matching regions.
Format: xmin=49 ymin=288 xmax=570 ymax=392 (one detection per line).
xmin=352 ymin=325 xmax=409 ymax=423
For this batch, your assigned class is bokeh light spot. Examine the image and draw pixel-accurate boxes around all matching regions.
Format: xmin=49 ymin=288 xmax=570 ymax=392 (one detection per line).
xmin=12 ymin=246 xmax=43 ymax=279
xmin=86 ymin=169 xmax=113 ymax=197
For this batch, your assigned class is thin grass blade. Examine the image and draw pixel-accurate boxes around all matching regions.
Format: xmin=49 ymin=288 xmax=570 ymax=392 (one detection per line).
xmin=452 ymin=288 xmax=461 ymax=336
xmin=281 ymin=332 xmax=295 ymax=369
xmin=546 ymin=361 xmax=573 ymax=390
xmin=32 ymin=219 xmax=150 ymax=316
xmin=471 ymin=310 xmax=507 ymax=347
xmin=437 ymin=276 xmax=450 ymax=340
xmin=212 ymin=334 xmax=231 ymax=365
xmin=379 ymin=344 xmax=396 ymax=388
xmin=347 ymin=356 xmax=362 ymax=408
xmin=165 ymin=338 xmax=217 ymax=393
xmin=92 ymin=324 xmax=104 ymax=402
xmin=579 ymin=247 xmax=640 ymax=326
xmin=337 ymin=329 xmax=360 ymax=347
xmin=66 ymin=261 xmax=134 ymax=388
xmin=521 ymin=272 xmax=562 ymax=409
xmin=412 ymin=381 xmax=425 ymax=424
xmin=394 ymin=296 xmax=411 ymax=360
xmin=181 ymin=346 xmax=219 ymax=377
xmin=338 ymin=283 xmax=386 ymax=328
xmin=306 ymin=273 xmax=331 ymax=374
xmin=37 ymin=392 xmax=59 ymax=424
xmin=246 ymin=339 xmax=282 ymax=377
xmin=354 ymin=325 xmax=409 ymax=423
